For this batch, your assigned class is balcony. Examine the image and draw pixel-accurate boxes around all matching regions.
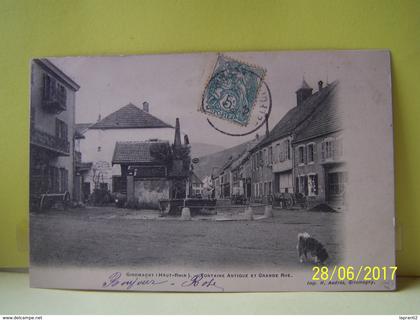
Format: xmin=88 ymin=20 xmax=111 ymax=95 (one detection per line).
xmin=30 ymin=127 xmax=70 ymax=156
xmin=43 ymin=94 xmax=66 ymax=114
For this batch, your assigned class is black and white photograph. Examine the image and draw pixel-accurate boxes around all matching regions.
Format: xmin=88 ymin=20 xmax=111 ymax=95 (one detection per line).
xmin=29 ymin=51 xmax=395 ymax=292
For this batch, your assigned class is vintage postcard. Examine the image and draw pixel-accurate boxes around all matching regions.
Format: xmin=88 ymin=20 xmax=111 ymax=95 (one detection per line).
xmin=29 ymin=51 xmax=395 ymax=292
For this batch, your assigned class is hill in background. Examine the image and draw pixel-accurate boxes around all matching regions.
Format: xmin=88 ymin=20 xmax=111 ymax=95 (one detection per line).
xmin=190 ymin=142 xmax=224 ymax=158
xmin=193 ymin=140 xmax=255 ymax=179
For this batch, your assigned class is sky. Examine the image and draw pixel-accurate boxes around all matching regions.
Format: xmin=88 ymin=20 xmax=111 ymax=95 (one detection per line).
xmin=51 ymin=51 xmax=341 ymax=149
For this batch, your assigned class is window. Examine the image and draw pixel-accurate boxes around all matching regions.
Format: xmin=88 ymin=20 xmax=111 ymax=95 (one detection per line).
xmin=307 ymin=144 xmax=315 ymax=163
xmin=263 ymin=149 xmax=267 ymax=165
xmin=43 ymin=74 xmax=67 ymax=107
xmin=308 ymin=174 xmax=318 ymax=196
xmin=55 ymin=119 xmax=68 ymax=141
xmin=43 ymin=74 xmax=55 ymax=100
xmin=298 ymin=176 xmax=308 ymax=196
xmin=328 ymin=172 xmax=348 ymax=195
xmin=298 ymin=146 xmax=306 ymax=164
xmin=268 ymin=146 xmax=273 ymax=164
xmin=97 ymin=146 xmax=102 ymax=152
xmin=336 ymin=137 xmax=343 ymax=158
xmin=276 ymin=143 xmax=280 ymax=162
xmin=268 ymin=181 xmax=272 ymax=196
xmin=278 ymin=139 xmax=291 ymax=162
xmin=57 ymin=84 xmax=67 ymax=106
xmin=322 ymin=137 xmax=343 ymax=161
xmin=322 ymin=140 xmax=333 ymax=160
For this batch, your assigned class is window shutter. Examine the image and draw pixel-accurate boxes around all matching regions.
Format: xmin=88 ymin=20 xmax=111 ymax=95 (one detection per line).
xmin=321 ymin=142 xmax=325 ymax=160
xmin=313 ymin=143 xmax=317 ymax=162
xmin=314 ymin=174 xmax=318 ymax=195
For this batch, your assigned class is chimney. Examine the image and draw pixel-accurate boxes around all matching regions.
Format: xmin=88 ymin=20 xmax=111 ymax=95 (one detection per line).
xmin=174 ymin=118 xmax=181 ymax=147
xmin=97 ymin=113 xmax=101 ymax=122
xmin=296 ymin=79 xmax=313 ymax=106
xmin=318 ymin=80 xmax=323 ymax=91
xmin=142 ymin=101 xmax=149 ymax=113
xmin=184 ymin=134 xmax=190 ymax=145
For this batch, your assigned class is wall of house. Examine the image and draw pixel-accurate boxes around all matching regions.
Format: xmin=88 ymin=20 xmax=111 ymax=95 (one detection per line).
xmin=30 ymin=61 xmax=76 ymax=198
xmin=273 ymin=171 xmax=293 ymax=194
xmin=250 ymin=136 xmax=293 ymax=199
xmin=271 ymin=136 xmax=293 ymax=194
xmin=191 ymin=183 xmax=203 ymax=196
xmin=293 ymin=131 xmax=344 ymax=203
xmin=133 ymin=178 xmax=170 ymax=209
xmin=79 ymin=127 xmax=176 ymax=193
xmin=213 ymin=177 xmax=221 ymax=199
xmin=251 ymin=165 xmax=272 ymax=199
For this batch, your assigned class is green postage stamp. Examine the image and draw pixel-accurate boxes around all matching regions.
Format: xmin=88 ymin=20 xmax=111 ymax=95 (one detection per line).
xmin=201 ymin=55 xmax=266 ymax=126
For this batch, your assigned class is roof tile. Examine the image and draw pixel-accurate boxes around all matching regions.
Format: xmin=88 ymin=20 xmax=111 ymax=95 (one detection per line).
xmin=255 ymin=81 xmax=338 ymax=149
xmin=112 ymin=140 xmax=170 ymax=164
xmin=91 ymin=103 xmax=172 ymax=129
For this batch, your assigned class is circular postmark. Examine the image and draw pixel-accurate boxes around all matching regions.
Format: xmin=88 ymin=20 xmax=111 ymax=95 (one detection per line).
xmin=201 ymin=68 xmax=272 ymax=137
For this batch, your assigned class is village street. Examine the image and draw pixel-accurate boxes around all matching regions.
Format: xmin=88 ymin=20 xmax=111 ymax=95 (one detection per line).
xmin=30 ymin=207 xmax=342 ymax=269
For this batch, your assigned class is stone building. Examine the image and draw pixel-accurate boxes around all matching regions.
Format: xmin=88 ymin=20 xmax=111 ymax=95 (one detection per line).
xmin=249 ymin=79 xmax=337 ymax=202
xmin=112 ymin=118 xmax=190 ymax=208
xmin=229 ymin=136 xmax=261 ymax=199
xmin=29 ymin=59 xmax=80 ymax=209
xmin=77 ymin=102 xmax=176 ymax=198
xmin=292 ymin=81 xmax=346 ymax=208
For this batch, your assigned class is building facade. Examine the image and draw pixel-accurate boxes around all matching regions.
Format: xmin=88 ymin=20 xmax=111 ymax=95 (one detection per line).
xmin=77 ymin=102 xmax=176 ymax=198
xmin=30 ymin=59 xmax=80 ymax=209
xmin=248 ymin=80 xmax=340 ymax=207
xmin=190 ymin=172 xmax=204 ymax=197
xmin=112 ymin=118 xmax=190 ymax=208
xmin=202 ymin=79 xmax=343 ymax=209
xmin=293 ymin=82 xmax=346 ymax=208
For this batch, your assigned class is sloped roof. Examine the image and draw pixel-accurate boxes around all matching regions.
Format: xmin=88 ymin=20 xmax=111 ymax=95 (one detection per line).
xmin=254 ymin=81 xmax=337 ymax=150
xmin=294 ymin=83 xmax=341 ymax=142
xmin=34 ymin=59 xmax=80 ymax=91
xmin=75 ymin=123 xmax=93 ymax=134
xmin=218 ymin=137 xmax=262 ymax=174
xmin=230 ymin=136 xmax=262 ymax=171
xmin=195 ymin=139 xmax=255 ymax=178
xmin=91 ymin=103 xmax=172 ymax=129
xmin=112 ymin=140 xmax=170 ymax=164
xmin=74 ymin=129 xmax=85 ymax=139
